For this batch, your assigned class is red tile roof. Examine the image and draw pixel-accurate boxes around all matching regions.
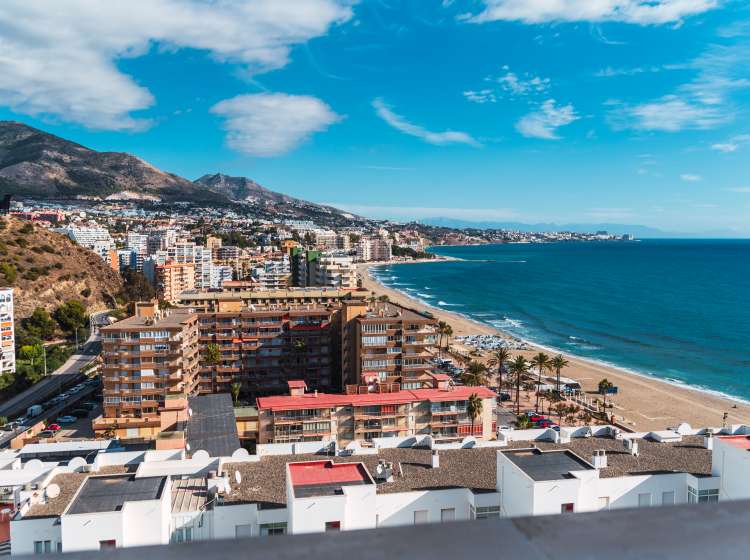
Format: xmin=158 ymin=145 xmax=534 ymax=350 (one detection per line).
xmin=257 ymin=386 xmax=496 ymax=411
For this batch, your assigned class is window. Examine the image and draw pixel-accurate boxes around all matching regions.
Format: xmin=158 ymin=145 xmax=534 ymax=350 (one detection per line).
xmin=235 ymin=524 xmax=253 ymax=538
xmin=259 ymin=522 xmax=287 ymax=536
xmin=474 ymin=506 xmax=500 ymax=520
xmin=688 ymin=487 xmax=719 ymax=504
xmin=172 ymin=527 xmax=193 ymax=543
xmin=638 ymin=493 xmax=652 ymax=507
xmin=561 ymin=503 xmax=575 ymax=513
xmin=99 ymin=540 xmax=116 ymax=550
xmin=440 ymin=508 xmax=455 ymax=522
xmin=662 ymin=491 xmax=675 ymax=505
xmin=414 ymin=510 xmax=429 ymax=524
xmin=325 ymin=521 xmax=341 ymax=532
xmin=34 ymin=541 xmax=52 ymax=554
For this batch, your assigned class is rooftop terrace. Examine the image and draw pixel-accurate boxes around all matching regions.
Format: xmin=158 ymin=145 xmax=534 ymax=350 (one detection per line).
xmin=504 ymin=448 xmax=594 ymax=481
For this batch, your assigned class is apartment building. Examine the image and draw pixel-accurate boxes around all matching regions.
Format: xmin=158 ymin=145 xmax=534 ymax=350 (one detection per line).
xmin=347 ymin=301 xmax=438 ymax=390
xmin=145 ymin=242 xmax=213 ymax=289
xmin=176 ymin=287 xmax=367 ymax=312
xmin=155 ymin=262 xmax=196 ymax=304
xmin=313 ymin=230 xmax=350 ymax=251
xmin=257 ymin=379 xmax=497 ymax=444
xmin=0 ymin=288 xmax=15 ymax=375
xmin=195 ymin=302 xmax=338 ymax=395
xmin=126 ymin=232 xmax=148 ymax=271
xmin=252 ymin=255 xmax=291 ymax=290
xmin=310 ymin=253 xmax=357 ymax=289
xmin=95 ymin=302 xmax=201 ymax=439
xmin=356 ymin=236 xmax=392 ymax=262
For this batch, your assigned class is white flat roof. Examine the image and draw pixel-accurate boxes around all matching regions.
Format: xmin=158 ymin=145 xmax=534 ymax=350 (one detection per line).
xmin=20 ymin=440 xmax=115 ymax=455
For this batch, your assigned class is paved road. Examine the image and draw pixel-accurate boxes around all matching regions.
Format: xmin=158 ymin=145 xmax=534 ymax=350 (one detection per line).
xmin=0 ymin=311 xmax=109 ymax=421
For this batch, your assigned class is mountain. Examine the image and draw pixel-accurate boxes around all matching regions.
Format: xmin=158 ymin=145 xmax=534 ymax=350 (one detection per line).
xmin=0 ymin=121 xmax=367 ymax=226
xmin=0 ymin=121 xmax=225 ymax=203
xmin=421 ymin=217 xmax=673 ymax=238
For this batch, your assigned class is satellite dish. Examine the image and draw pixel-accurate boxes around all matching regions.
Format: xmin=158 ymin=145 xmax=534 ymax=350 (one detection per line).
xmin=231 ymin=448 xmax=249 ymax=459
xmin=68 ymin=457 xmax=87 ymax=470
xmin=24 ymin=459 xmax=44 ymax=471
xmin=234 ymin=470 xmax=242 ymax=485
xmin=46 ymin=484 xmax=60 ymax=499
xmin=193 ymin=450 xmax=210 ymax=461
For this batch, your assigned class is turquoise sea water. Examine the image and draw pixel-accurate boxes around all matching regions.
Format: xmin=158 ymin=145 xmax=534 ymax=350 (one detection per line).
xmin=371 ymin=240 xmax=750 ymax=402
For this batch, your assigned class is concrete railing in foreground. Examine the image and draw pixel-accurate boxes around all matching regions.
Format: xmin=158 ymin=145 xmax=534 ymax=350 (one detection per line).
xmin=17 ymin=499 xmax=750 ymax=559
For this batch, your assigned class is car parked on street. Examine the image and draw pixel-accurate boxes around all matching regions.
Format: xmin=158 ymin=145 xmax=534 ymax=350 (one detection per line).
xmin=56 ymin=416 xmax=77 ymax=424
xmin=46 ymin=423 xmax=62 ymax=432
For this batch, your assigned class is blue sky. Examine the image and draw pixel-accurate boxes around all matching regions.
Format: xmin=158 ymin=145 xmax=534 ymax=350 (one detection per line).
xmin=0 ymin=1 xmax=748 ymax=234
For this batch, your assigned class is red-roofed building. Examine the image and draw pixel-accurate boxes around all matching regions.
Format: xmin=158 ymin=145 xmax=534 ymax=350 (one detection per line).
xmin=257 ymin=379 xmax=496 ymax=445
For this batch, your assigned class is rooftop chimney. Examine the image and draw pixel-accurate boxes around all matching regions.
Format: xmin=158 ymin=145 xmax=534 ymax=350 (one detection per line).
xmin=592 ymin=449 xmax=607 ymax=469
xmin=623 ymin=439 xmax=639 ymax=456
xmin=431 ymin=450 xmax=439 ymax=469
xmin=703 ymin=431 xmax=714 ymax=450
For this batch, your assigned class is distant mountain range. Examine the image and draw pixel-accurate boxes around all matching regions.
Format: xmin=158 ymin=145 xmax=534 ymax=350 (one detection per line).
xmin=0 ymin=121 xmax=364 ymax=226
xmin=419 ymin=217 xmax=743 ymax=239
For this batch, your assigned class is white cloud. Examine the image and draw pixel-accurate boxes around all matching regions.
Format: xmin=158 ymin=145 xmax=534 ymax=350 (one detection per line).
xmin=516 ymin=99 xmax=579 ymax=140
xmin=463 ymin=89 xmax=497 ymax=104
xmin=623 ymin=96 xmax=726 ymax=132
xmin=465 ymin=0 xmax=719 ymax=25
xmin=680 ymin=173 xmax=702 ymax=182
xmin=489 ymin=69 xmax=551 ymax=97
xmin=211 ymin=93 xmax=342 ymax=157
xmin=372 ymin=98 xmax=480 ymax=146
xmin=0 ymin=0 xmax=352 ymax=130
xmin=609 ymin=42 xmax=750 ymax=132
xmin=711 ymin=134 xmax=750 ymax=152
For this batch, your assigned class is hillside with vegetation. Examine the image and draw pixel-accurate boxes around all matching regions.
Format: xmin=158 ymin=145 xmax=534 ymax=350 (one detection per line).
xmin=0 ymin=217 xmax=123 ymax=319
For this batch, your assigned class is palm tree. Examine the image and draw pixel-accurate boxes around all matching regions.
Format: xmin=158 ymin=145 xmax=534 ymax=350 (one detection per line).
xmin=461 ymin=361 xmax=488 ymax=386
xmin=550 ymin=354 xmax=570 ymax=396
xmin=437 ymin=321 xmax=448 ymax=355
xmin=443 ymin=324 xmax=453 ymax=355
xmin=598 ymin=378 xmax=614 ymax=410
xmin=530 ymin=352 xmax=550 ymax=412
xmin=467 ymin=393 xmax=483 ymax=437
xmin=487 ymin=347 xmax=511 ymax=393
xmin=230 ymin=381 xmax=241 ymax=406
xmin=508 ymin=356 xmax=528 ymax=416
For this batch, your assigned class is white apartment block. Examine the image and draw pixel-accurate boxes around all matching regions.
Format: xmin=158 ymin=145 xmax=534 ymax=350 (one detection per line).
xmin=356 ymin=237 xmax=392 ymax=262
xmin=126 ymin=232 xmax=148 ymax=271
xmin=311 ymin=253 xmax=357 ymax=289
xmin=252 ymin=256 xmax=291 ymax=290
xmin=56 ymin=227 xmax=115 ymax=264
xmin=148 ymin=243 xmax=213 ymax=289
xmin=0 ymin=288 xmax=15 ymax=374
xmin=313 ymin=230 xmax=350 ymax=251
xmin=210 ymin=264 xmax=233 ymax=289
xmin=9 ymin=423 xmax=750 ymax=554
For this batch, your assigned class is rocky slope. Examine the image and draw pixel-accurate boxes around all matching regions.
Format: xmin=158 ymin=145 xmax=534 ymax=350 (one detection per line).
xmin=0 ymin=218 xmax=123 ymax=319
xmin=0 ymin=121 xmax=223 ymax=203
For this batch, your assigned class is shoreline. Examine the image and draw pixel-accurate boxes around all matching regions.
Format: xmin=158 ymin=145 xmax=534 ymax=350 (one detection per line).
xmin=357 ymin=260 xmax=750 ymax=431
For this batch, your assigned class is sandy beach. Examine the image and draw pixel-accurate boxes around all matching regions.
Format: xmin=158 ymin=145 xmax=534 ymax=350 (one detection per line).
xmin=358 ymin=261 xmax=750 ymax=432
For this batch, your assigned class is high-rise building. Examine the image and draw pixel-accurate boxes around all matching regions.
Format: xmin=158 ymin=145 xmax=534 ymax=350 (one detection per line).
xmin=0 ymin=288 xmax=15 ymax=375
xmin=126 ymin=232 xmax=148 ymax=271
xmin=96 ymin=302 xmax=200 ymax=439
xmin=252 ymin=255 xmax=291 ymax=290
xmin=155 ymin=262 xmax=195 ymax=304
xmin=356 ymin=237 xmax=392 ymax=262
xmin=310 ymin=253 xmax=357 ymax=289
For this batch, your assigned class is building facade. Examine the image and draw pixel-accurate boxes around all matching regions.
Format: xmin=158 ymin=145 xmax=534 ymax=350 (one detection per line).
xmin=0 ymin=288 xmax=15 ymax=375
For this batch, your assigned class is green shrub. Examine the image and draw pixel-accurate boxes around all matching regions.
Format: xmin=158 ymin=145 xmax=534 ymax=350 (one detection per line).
xmin=0 ymin=262 xmax=17 ymax=284
xmin=19 ymin=223 xmax=34 ymax=234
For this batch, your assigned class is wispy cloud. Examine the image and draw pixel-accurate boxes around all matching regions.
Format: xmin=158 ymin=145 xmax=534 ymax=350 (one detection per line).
xmin=710 ymin=134 xmax=750 ymax=152
xmin=211 ymin=93 xmax=342 ymax=157
xmin=372 ymin=98 xmax=480 ymax=146
xmin=516 ymin=99 xmax=579 ymax=140
xmin=608 ymin=41 xmax=750 ymax=132
xmin=594 ymin=63 xmax=687 ymax=78
xmin=0 ymin=0 xmax=353 ymax=130
xmin=463 ymin=0 xmax=719 ymax=25
xmin=463 ymin=89 xmax=497 ymax=104
xmin=487 ymin=66 xmax=551 ymax=97
xmin=680 ymin=173 xmax=702 ymax=182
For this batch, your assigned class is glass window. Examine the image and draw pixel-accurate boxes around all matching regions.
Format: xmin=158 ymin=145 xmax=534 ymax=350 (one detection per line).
xmin=475 ymin=506 xmax=500 ymax=520
xmin=325 ymin=521 xmax=341 ymax=532
xmin=561 ymin=503 xmax=575 ymax=513
xmin=662 ymin=491 xmax=675 ymax=505
xmin=259 ymin=522 xmax=287 ymax=536
xmin=414 ymin=510 xmax=429 ymax=524
xmin=638 ymin=493 xmax=652 ymax=507
xmin=440 ymin=508 xmax=455 ymax=522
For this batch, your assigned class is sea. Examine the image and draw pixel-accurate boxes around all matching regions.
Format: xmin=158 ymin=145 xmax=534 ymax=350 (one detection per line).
xmin=371 ymin=240 xmax=750 ymax=402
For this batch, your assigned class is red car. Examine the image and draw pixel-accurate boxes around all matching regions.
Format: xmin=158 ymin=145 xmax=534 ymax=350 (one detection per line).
xmin=46 ymin=424 xmax=62 ymax=432
xmin=536 ymin=419 xmax=558 ymax=429
xmin=526 ymin=414 xmax=544 ymax=423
